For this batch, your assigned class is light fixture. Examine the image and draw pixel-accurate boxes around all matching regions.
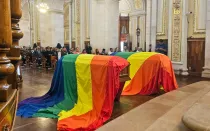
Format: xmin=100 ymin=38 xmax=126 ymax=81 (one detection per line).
xmin=36 ymin=1 xmax=49 ymax=13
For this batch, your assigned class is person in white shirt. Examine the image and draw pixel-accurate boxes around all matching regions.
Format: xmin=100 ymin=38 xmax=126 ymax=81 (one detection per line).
xmin=108 ymin=48 xmax=113 ymax=55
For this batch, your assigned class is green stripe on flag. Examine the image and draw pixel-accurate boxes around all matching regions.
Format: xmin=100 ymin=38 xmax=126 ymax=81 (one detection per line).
xmin=33 ymin=54 xmax=80 ymax=118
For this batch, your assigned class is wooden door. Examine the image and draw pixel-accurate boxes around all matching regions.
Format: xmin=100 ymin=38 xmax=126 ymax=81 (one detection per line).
xmin=187 ymin=38 xmax=205 ymax=76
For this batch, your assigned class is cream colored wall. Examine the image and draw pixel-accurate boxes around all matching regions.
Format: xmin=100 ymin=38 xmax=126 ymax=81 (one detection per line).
xmin=187 ymin=0 xmax=206 ymax=38
xmin=19 ymin=3 xmax=30 ymax=47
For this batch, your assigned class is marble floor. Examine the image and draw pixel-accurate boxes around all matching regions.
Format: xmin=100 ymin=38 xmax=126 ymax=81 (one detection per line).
xmin=13 ymin=68 xmax=209 ymax=131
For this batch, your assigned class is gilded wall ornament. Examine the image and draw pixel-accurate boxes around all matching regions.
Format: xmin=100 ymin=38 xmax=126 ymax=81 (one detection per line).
xmin=134 ymin=0 xmax=142 ymax=9
xmin=171 ymin=0 xmax=182 ymax=62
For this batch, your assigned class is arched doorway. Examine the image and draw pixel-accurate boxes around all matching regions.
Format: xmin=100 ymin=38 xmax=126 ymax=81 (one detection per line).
xmin=119 ymin=0 xmax=146 ymax=51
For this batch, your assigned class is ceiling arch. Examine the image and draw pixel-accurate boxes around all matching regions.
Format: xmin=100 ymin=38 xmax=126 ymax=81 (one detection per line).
xmin=119 ymin=0 xmax=132 ymax=15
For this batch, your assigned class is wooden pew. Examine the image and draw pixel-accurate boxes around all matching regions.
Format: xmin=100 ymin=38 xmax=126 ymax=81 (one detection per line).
xmin=51 ymin=56 xmax=57 ymax=69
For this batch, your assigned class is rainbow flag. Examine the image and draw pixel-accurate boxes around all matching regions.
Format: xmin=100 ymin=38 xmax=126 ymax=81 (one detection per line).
xmin=17 ymin=54 xmax=129 ymax=130
xmin=112 ymin=52 xmax=178 ymax=95
xmin=17 ymin=52 xmax=177 ymax=130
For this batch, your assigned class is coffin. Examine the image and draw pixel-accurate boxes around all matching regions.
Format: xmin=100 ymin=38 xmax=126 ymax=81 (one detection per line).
xmin=112 ymin=52 xmax=178 ymax=95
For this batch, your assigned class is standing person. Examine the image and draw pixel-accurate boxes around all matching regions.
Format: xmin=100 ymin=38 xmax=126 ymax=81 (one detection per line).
xmin=155 ymin=39 xmax=168 ymax=55
xmin=56 ymin=43 xmax=62 ymax=49
xmin=86 ymin=43 xmax=92 ymax=54
xmin=33 ymin=43 xmax=37 ymax=49
xmin=61 ymin=47 xmax=68 ymax=57
xmin=148 ymin=44 xmax=152 ymax=52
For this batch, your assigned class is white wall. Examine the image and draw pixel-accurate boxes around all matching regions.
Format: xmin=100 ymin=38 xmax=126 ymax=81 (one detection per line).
xmin=19 ymin=3 xmax=30 ymax=47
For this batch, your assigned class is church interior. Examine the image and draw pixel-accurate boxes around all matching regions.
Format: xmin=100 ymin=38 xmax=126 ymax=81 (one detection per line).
xmin=1 ymin=0 xmax=210 ymax=131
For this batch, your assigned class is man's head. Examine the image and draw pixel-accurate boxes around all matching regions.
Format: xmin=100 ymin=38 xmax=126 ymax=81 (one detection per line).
xmin=110 ymin=48 xmax=113 ymax=52
xmin=159 ymin=39 xmax=163 ymax=43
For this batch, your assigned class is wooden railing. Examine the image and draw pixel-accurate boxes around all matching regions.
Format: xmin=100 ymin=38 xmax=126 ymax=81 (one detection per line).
xmin=7 ymin=0 xmax=23 ymax=89
xmin=0 ymin=0 xmax=22 ymax=130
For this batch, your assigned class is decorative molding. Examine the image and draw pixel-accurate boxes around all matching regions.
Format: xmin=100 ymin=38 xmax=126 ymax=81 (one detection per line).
xmin=157 ymin=0 xmax=166 ymax=36
xmin=171 ymin=0 xmax=182 ymax=62
xmin=193 ymin=0 xmax=206 ymax=34
xmin=129 ymin=10 xmax=146 ymax=16
xmin=49 ymin=9 xmax=64 ymax=14
xmin=134 ymin=0 xmax=142 ymax=9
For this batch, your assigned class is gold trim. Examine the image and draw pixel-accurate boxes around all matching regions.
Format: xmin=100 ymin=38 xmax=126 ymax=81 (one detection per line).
xmin=193 ymin=0 xmax=206 ymax=33
xmin=157 ymin=0 xmax=166 ymax=36
xmin=171 ymin=0 xmax=182 ymax=62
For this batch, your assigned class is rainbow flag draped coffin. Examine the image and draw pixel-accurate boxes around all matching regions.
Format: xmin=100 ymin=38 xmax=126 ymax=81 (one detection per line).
xmin=17 ymin=54 xmax=129 ymax=131
xmin=113 ymin=52 xmax=178 ymax=95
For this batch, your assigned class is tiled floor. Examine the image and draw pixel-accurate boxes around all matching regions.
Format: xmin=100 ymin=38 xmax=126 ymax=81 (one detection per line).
xmin=13 ymin=67 xmax=209 ymax=131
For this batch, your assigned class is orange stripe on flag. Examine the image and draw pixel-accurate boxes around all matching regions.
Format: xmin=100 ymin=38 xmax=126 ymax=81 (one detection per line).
xmin=57 ymin=55 xmax=111 ymax=130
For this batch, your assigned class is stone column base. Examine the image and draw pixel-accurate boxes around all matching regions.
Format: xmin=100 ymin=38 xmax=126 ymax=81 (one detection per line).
xmin=202 ymin=67 xmax=210 ymax=78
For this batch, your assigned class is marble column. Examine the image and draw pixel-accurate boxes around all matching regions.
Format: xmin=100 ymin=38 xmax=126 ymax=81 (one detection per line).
xmin=69 ymin=0 xmax=72 ymax=48
xmin=150 ymin=0 xmax=157 ymax=51
xmin=202 ymin=0 xmax=210 ymax=78
xmin=146 ymin=0 xmax=152 ymax=51
xmin=90 ymin=0 xmax=119 ymax=51
xmin=80 ymin=0 xmax=86 ymax=50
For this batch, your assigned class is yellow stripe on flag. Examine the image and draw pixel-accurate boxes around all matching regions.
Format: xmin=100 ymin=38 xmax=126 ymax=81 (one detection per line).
xmin=58 ymin=54 xmax=94 ymax=120
xmin=123 ymin=52 xmax=157 ymax=89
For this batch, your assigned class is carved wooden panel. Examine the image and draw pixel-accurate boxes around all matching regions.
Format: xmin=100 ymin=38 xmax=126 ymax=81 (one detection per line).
xmin=187 ymin=38 xmax=205 ymax=76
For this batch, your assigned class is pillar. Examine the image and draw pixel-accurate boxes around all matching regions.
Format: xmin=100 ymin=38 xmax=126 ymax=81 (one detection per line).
xmin=69 ymin=0 xmax=73 ymax=48
xmin=7 ymin=0 xmax=24 ymax=89
xmin=75 ymin=0 xmax=81 ymax=49
xmin=168 ymin=0 xmax=189 ymax=76
xmin=0 ymin=0 xmax=15 ymax=101
xmin=146 ymin=0 xmax=152 ymax=51
xmin=90 ymin=0 xmax=119 ymax=51
xmin=202 ymin=0 xmax=210 ymax=78
xmin=150 ymin=0 xmax=157 ymax=50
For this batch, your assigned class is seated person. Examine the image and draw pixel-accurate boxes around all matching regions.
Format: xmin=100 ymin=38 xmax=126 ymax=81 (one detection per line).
xmin=73 ymin=47 xmax=80 ymax=54
xmin=155 ymin=39 xmax=168 ymax=55
xmin=108 ymin=48 xmax=113 ymax=55
xmin=101 ymin=49 xmax=106 ymax=55
xmin=95 ymin=49 xmax=100 ymax=55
